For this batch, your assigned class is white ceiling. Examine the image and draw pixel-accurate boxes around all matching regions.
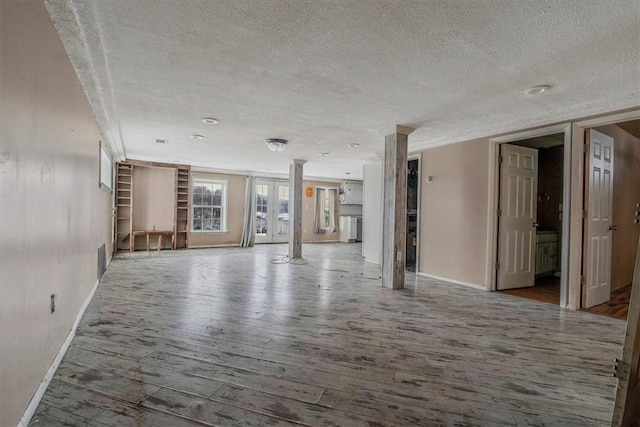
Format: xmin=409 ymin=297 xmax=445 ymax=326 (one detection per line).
xmin=46 ymin=0 xmax=640 ymax=180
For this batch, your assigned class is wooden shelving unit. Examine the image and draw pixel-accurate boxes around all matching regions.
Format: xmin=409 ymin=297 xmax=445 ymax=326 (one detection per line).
xmin=174 ymin=166 xmax=191 ymax=249
xmin=115 ymin=162 xmax=133 ymax=252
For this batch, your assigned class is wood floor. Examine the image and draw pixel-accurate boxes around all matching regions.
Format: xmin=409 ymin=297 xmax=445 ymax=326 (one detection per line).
xmin=501 ymin=277 xmax=632 ymax=321
xmin=32 ymin=243 xmax=626 ymax=426
xmin=501 ymin=276 xmax=560 ymax=305
xmin=587 ymin=285 xmax=633 ymax=321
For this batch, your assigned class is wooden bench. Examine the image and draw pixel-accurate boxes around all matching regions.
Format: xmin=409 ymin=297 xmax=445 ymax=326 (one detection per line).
xmin=131 ymin=230 xmax=175 ymax=252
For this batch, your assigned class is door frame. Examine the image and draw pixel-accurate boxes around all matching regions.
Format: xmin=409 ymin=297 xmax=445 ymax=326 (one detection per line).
xmin=408 ymin=153 xmax=422 ymax=272
xmin=568 ymin=109 xmax=640 ymax=309
xmin=486 ymin=123 xmax=572 ymax=308
xmin=255 ymin=178 xmax=289 ymax=244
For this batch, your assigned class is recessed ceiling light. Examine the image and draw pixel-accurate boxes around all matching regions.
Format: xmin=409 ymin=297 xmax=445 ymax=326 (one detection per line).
xmin=348 ymin=143 xmax=360 ymax=148
xmin=318 ymin=152 xmax=330 ymax=157
xmin=265 ymin=138 xmax=288 ymax=152
xmin=201 ymin=118 xmax=219 ymax=124
xmin=524 ymin=85 xmax=551 ymax=96
xmin=155 ymin=138 xmax=168 ymax=144
xmin=190 ymin=134 xmax=205 ymax=140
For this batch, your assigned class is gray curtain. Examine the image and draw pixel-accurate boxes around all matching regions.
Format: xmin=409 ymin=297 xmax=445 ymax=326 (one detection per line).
xmin=240 ymin=176 xmax=256 ymax=247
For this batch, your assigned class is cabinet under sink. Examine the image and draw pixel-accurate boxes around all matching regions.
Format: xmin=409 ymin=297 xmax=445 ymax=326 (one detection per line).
xmin=536 ymin=231 xmax=558 ymax=275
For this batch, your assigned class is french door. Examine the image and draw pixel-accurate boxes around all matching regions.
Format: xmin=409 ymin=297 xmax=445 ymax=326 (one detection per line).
xmin=255 ymin=179 xmax=289 ymax=244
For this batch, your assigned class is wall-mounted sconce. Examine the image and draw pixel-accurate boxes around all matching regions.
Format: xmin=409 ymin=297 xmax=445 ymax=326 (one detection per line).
xmin=425 ymin=175 xmax=433 ymax=183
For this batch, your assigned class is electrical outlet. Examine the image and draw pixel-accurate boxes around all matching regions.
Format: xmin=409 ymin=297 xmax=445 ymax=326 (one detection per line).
xmin=50 ymin=294 xmax=56 ymax=314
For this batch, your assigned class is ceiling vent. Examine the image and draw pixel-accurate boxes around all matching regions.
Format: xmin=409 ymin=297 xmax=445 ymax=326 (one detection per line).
xmin=155 ymin=138 xmax=168 ymax=144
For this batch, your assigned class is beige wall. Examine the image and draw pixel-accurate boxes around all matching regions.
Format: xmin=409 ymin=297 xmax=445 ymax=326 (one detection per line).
xmin=189 ymin=172 xmax=246 ymax=247
xmin=594 ymin=124 xmax=640 ymax=291
xmin=0 ymin=2 xmax=113 ymax=425
xmin=302 ymin=180 xmax=341 ymax=242
xmin=132 ymin=166 xmax=175 ymax=231
xmin=418 ymin=139 xmax=490 ymax=286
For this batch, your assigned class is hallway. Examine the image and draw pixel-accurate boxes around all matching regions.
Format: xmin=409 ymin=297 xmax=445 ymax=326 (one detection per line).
xmin=33 ymin=243 xmax=625 ymax=426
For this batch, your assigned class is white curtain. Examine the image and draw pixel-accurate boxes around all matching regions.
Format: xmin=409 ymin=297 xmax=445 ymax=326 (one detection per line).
xmin=314 ymin=188 xmax=339 ymax=234
xmin=240 ymin=176 xmax=256 ymax=247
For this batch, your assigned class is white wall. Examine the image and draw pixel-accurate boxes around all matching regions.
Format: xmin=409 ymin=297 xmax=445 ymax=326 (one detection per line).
xmin=0 ymin=2 xmax=113 ymax=425
xmin=362 ymin=162 xmax=383 ymax=264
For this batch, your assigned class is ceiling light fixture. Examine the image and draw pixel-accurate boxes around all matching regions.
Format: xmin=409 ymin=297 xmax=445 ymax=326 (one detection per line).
xmin=348 ymin=143 xmax=360 ymax=148
xmin=524 ymin=85 xmax=551 ymax=96
xmin=190 ymin=134 xmax=205 ymax=140
xmin=201 ymin=118 xmax=219 ymax=124
xmin=265 ymin=138 xmax=288 ymax=152
xmin=318 ymin=152 xmax=330 ymax=157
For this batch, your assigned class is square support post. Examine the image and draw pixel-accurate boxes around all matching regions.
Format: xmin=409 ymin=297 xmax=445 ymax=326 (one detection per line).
xmin=382 ymin=126 xmax=413 ymax=289
xmin=289 ymin=159 xmax=306 ymax=259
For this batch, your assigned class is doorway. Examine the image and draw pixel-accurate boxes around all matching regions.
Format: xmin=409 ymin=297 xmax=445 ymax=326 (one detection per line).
xmin=255 ymin=179 xmax=289 ymax=244
xmin=406 ymin=156 xmax=420 ymax=272
xmin=492 ymin=129 xmax=569 ymax=306
xmin=581 ymin=119 xmax=640 ymax=319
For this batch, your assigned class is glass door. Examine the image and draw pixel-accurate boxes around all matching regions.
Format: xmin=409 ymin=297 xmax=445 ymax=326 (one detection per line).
xmin=255 ymin=179 xmax=289 ymax=243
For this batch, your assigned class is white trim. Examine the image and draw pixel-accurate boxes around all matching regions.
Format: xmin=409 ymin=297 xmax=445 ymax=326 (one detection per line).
xmin=189 ymin=165 xmax=353 ymax=184
xmin=18 ymin=279 xmax=101 ymax=427
xmin=416 ymin=272 xmax=485 ymax=291
xmin=188 ymin=243 xmax=241 ymax=249
xmin=486 ymin=123 xmax=572 ymax=306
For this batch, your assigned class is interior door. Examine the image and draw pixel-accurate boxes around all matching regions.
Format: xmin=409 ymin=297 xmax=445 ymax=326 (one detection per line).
xmin=255 ymin=179 xmax=289 ymax=244
xmin=497 ymin=144 xmax=538 ymax=290
xmin=583 ymin=129 xmax=614 ymax=308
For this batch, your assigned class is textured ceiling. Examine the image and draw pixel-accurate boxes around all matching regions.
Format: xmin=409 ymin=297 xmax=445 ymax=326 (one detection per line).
xmin=46 ymin=0 xmax=640 ymax=180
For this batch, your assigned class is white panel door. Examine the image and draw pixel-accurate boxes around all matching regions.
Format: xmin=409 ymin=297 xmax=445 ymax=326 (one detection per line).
xmin=583 ymin=130 xmax=614 ymax=308
xmin=497 ymin=144 xmax=538 ymax=290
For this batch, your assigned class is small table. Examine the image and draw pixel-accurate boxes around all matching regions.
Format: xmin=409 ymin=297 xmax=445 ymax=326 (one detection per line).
xmin=131 ymin=230 xmax=175 ymax=252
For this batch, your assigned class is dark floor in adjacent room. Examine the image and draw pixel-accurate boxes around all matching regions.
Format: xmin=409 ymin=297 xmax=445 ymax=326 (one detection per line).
xmin=501 ymin=275 xmax=561 ymax=305
xmin=587 ymin=285 xmax=633 ymax=321
xmin=32 ymin=244 xmax=625 ymax=426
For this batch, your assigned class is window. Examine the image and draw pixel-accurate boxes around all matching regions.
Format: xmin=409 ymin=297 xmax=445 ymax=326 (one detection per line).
xmin=99 ymin=142 xmax=112 ymax=192
xmin=192 ymin=179 xmax=227 ymax=232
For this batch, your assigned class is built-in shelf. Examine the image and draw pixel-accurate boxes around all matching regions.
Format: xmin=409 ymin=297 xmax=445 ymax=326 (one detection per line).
xmin=115 ymin=162 xmax=134 ymax=252
xmin=174 ymin=166 xmax=191 ymax=250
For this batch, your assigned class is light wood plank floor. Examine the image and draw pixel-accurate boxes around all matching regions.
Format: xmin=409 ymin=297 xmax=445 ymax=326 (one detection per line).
xmin=33 ymin=243 xmax=626 ymax=426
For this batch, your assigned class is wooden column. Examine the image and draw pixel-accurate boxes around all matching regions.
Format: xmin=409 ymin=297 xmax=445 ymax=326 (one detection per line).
xmin=289 ymin=159 xmax=307 ymax=259
xmin=382 ymin=126 xmax=414 ymax=289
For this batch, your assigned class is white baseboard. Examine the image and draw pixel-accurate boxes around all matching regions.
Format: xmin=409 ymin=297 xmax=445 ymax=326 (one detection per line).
xmin=416 ymin=272 xmax=486 ymax=291
xmin=188 ymin=243 xmax=241 ymax=249
xmin=18 ymin=278 xmax=101 ymax=427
